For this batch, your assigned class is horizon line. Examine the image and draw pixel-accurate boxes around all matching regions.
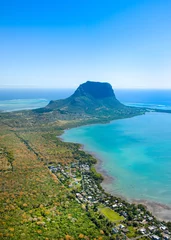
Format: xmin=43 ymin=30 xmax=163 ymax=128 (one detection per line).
xmin=0 ymin=86 xmax=171 ymax=90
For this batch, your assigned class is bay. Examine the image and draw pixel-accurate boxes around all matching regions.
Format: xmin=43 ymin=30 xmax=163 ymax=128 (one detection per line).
xmin=62 ymin=112 xmax=171 ymax=206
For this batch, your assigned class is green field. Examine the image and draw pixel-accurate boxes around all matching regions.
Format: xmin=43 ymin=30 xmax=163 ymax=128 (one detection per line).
xmin=99 ymin=207 xmax=124 ymax=223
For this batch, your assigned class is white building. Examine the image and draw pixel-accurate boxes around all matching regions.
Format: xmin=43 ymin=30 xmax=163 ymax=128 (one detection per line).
xmin=151 ymin=235 xmax=160 ymax=240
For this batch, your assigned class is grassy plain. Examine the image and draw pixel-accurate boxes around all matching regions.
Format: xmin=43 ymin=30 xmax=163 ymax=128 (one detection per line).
xmin=99 ymin=207 xmax=124 ymax=223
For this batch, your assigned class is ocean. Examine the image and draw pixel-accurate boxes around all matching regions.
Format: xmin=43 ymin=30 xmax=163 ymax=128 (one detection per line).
xmin=61 ymin=89 xmax=171 ymax=206
xmin=0 ymin=88 xmax=171 ymax=112
xmin=62 ymin=112 xmax=171 ymax=206
xmin=1 ymin=88 xmax=171 ymax=206
xmin=115 ymin=89 xmax=171 ymax=110
xmin=0 ymin=88 xmax=74 ymax=112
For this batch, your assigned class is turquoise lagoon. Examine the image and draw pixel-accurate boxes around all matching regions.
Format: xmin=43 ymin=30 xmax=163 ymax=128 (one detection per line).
xmin=0 ymin=99 xmax=49 ymax=112
xmin=62 ymin=112 xmax=171 ymax=206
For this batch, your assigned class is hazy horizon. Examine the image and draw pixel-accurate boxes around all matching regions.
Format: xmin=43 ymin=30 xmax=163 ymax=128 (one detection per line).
xmin=1 ymin=83 xmax=171 ymax=90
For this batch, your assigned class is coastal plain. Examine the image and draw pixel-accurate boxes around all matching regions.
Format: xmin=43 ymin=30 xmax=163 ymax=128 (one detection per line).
xmin=1 ymin=82 xmax=171 ymax=239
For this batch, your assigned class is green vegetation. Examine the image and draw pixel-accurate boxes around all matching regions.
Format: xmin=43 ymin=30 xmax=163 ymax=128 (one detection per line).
xmin=0 ymin=123 xmax=107 ymax=239
xmin=37 ymin=81 xmax=146 ymax=119
xmin=0 ymin=146 xmax=14 ymax=171
xmin=0 ymin=82 xmax=171 ymax=239
xmin=99 ymin=207 xmax=124 ymax=223
xmin=127 ymin=226 xmax=138 ymax=238
xmin=90 ymin=167 xmax=104 ymax=183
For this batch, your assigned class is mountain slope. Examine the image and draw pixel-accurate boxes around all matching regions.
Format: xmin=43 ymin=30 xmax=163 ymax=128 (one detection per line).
xmin=44 ymin=81 xmax=123 ymax=114
xmin=31 ymin=81 xmax=145 ymax=124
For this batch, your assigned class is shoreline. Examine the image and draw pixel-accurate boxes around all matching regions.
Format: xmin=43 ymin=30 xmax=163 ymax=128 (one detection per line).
xmin=61 ymin=134 xmax=171 ymax=222
xmin=94 ymin=149 xmax=171 ymax=222
xmin=92 ymin=148 xmax=171 ymax=222
xmin=91 ymin=147 xmax=171 ymax=222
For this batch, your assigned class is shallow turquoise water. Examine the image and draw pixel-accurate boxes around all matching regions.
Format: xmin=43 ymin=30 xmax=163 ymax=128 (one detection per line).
xmin=0 ymin=99 xmax=49 ymax=112
xmin=62 ymin=112 xmax=171 ymax=205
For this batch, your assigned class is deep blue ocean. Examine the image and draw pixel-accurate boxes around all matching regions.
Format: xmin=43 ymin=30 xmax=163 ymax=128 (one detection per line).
xmin=0 ymin=88 xmax=171 ymax=112
xmin=1 ymin=88 xmax=171 ymax=206
xmin=115 ymin=89 xmax=171 ymax=110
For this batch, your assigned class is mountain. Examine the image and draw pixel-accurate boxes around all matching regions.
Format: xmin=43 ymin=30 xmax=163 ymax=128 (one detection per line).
xmin=44 ymin=81 xmax=123 ymax=114
xmin=33 ymin=81 xmax=145 ymax=121
xmin=1 ymin=81 xmax=146 ymax=129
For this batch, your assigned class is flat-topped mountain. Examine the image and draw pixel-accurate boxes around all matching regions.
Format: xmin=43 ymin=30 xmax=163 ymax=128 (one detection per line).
xmin=44 ymin=81 xmax=123 ymax=115
xmin=1 ymin=81 xmax=146 ymax=128
xmin=73 ymin=81 xmax=117 ymax=99
xmin=31 ymin=81 xmax=145 ymax=123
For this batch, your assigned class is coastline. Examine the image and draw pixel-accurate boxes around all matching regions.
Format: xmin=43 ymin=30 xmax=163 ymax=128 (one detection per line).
xmin=92 ymin=147 xmax=171 ymax=222
xmin=91 ymin=146 xmax=171 ymax=222
xmin=95 ymin=152 xmax=171 ymax=222
xmin=61 ymin=134 xmax=171 ymax=222
xmin=93 ymin=149 xmax=171 ymax=222
xmin=133 ymin=199 xmax=171 ymax=222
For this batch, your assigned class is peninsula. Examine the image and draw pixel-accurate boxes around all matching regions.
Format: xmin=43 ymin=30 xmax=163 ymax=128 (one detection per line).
xmin=0 ymin=81 xmax=170 ymax=240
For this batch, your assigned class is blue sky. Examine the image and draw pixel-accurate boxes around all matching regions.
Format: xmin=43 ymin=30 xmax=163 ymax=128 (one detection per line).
xmin=0 ymin=0 xmax=171 ymax=88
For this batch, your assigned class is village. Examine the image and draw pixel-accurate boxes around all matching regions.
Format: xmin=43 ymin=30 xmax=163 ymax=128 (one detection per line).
xmin=48 ymin=161 xmax=171 ymax=240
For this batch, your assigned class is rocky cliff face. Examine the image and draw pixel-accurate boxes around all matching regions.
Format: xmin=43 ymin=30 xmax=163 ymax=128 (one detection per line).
xmin=73 ymin=81 xmax=115 ymax=99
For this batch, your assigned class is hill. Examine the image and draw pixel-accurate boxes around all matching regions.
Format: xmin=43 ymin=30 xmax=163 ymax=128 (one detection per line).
xmin=0 ymin=81 xmax=146 ymax=130
xmin=45 ymin=81 xmax=122 ymax=114
xmin=34 ymin=81 xmax=145 ymax=120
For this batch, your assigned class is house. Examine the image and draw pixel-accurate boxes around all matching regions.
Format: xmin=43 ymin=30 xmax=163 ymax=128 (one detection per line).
xmin=112 ymin=204 xmax=118 ymax=208
xmin=151 ymin=235 xmax=160 ymax=240
xmin=148 ymin=216 xmax=153 ymax=221
xmin=161 ymin=233 xmax=170 ymax=240
xmin=51 ymin=168 xmax=58 ymax=173
xmin=148 ymin=226 xmax=156 ymax=232
xmin=121 ymin=211 xmax=128 ymax=217
xmin=139 ymin=228 xmax=146 ymax=235
xmin=141 ymin=219 xmax=147 ymax=225
xmin=48 ymin=166 xmax=58 ymax=172
xmin=87 ymin=196 xmax=92 ymax=200
xmin=112 ymin=228 xmax=118 ymax=234
xmin=122 ymin=228 xmax=129 ymax=234
xmin=76 ymin=193 xmax=83 ymax=199
xmin=119 ymin=224 xmax=125 ymax=229
xmin=160 ymin=225 xmax=167 ymax=231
